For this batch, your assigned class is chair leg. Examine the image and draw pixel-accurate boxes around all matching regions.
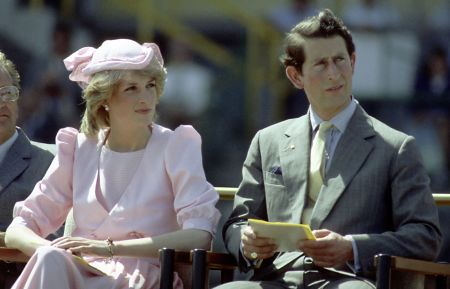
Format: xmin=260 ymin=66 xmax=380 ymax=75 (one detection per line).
xmin=191 ymin=249 xmax=207 ymax=289
xmin=376 ymin=254 xmax=392 ymax=289
xmin=160 ymin=248 xmax=175 ymax=289
xmin=436 ymin=275 xmax=447 ymax=289
xmin=221 ymin=268 xmax=234 ymax=284
xmin=0 ymin=271 xmax=5 ymax=289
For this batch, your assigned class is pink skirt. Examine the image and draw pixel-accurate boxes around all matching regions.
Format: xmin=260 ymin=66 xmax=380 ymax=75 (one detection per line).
xmin=12 ymin=246 xmax=183 ymax=289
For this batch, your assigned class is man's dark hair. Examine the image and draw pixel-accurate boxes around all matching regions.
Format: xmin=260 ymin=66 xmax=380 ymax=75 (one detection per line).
xmin=280 ymin=9 xmax=355 ymax=73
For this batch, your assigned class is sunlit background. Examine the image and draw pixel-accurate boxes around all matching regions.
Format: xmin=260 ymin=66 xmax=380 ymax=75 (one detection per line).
xmin=0 ymin=0 xmax=448 ymax=192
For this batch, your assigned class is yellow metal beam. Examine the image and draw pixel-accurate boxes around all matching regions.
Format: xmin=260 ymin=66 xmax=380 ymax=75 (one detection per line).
xmin=61 ymin=0 xmax=74 ymax=18
xmin=29 ymin=0 xmax=43 ymax=8
xmin=110 ymin=0 xmax=240 ymax=72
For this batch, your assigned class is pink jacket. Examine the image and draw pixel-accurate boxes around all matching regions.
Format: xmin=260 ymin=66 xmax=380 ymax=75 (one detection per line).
xmin=11 ymin=124 xmax=220 ymax=287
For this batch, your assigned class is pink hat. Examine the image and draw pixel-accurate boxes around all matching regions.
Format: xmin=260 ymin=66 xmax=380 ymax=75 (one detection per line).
xmin=63 ymin=39 xmax=164 ymax=86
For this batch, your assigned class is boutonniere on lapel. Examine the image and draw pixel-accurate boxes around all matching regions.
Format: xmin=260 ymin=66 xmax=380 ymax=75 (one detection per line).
xmin=284 ymin=144 xmax=295 ymax=151
xmin=269 ymin=166 xmax=282 ymax=175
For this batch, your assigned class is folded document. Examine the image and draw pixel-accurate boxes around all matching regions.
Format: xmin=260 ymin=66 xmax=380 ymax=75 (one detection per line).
xmin=248 ymin=219 xmax=316 ymax=252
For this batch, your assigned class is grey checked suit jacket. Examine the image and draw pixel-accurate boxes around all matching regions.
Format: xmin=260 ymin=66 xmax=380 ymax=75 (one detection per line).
xmin=0 ymin=128 xmax=54 ymax=232
xmin=223 ymin=104 xmax=441 ymax=278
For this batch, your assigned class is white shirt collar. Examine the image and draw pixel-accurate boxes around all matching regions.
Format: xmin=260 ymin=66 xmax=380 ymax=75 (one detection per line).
xmin=309 ymin=97 xmax=358 ymax=133
xmin=0 ymin=129 xmax=19 ymax=165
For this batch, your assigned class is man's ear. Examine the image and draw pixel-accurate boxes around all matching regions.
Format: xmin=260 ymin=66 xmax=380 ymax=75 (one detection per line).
xmin=350 ymin=52 xmax=356 ymax=74
xmin=285 ymin=66 xmax=303 ymax=89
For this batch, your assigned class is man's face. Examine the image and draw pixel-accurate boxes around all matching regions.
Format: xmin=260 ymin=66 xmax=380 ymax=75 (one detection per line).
xmin=0 ymin=70 xmax=18 ymax=142
xmin=295 ymin=36 xmax=355 ymax=119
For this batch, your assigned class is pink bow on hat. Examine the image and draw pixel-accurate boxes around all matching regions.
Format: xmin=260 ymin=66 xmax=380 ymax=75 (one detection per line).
xmin=63 ymin=39 xmax=164 ymax=86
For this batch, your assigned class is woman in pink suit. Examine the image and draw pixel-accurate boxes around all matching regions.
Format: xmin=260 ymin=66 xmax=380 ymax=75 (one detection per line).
xmin=4 ymin=39 xmax=221 ymax=289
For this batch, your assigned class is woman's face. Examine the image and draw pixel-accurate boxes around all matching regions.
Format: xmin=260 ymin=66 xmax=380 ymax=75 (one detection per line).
xmin=107 ymin=71 xmax=158 ymax=131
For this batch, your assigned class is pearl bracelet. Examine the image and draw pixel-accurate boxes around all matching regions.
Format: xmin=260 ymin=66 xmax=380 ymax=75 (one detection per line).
xmin=105 ymin=237 xmax=115 ymax=260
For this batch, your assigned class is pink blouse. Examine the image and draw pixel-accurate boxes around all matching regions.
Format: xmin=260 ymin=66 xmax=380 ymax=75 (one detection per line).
xmin=10 ymin=124 xmax=220 ymax=288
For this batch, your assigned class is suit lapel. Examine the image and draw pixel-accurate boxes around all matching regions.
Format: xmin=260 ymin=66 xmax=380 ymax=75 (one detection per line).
xmin=0 ymin=130 xmax=31 ymax=193
xmin=279 ymin=115 xmax=311 ymax=223
xmin=311 ymin=106 xmax=376 ymax=228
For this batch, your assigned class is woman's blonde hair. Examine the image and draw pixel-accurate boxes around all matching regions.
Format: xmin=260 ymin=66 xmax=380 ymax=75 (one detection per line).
xmin=80 ymin=57 xmax=166 ymax=137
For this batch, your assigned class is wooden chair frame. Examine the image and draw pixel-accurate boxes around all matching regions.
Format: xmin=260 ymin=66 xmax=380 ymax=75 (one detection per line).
xmin=158 ymin=189 xmax=450 ymax=289
xmin=1 ymin=188 xmax=449 ymax=289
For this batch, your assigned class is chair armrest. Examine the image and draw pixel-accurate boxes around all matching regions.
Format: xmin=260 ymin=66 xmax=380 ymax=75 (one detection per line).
xmin=374 ymin=254 xmax=450 ymax=289
xmin=204 ymin=251 xmax=237 ymax=270
xmin=167 ymin=250 xmax=237 ymax=269
xmin=390 ymin=256 xmax=450 ymax=275
xmin=171 ymin=251 xmax=237 ymax=269
xmin=374 ymin=254 xmax=450 ymax=276
xmin=0 ymin=232 xmax=5 ymax=246
xmin=175 ymin=250 xmax=238 ymax=285
xmin=0 ymin=247 xmax=29 ymax=263
xmin=203 ymin=251 xmax=237 ymax=284
xmin=159 ymin=248 xmax=238 ymax=289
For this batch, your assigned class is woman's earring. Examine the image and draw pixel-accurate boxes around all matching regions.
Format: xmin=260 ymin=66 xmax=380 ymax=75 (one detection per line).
xmin=104 ymin=104 xmax=109 ymax=111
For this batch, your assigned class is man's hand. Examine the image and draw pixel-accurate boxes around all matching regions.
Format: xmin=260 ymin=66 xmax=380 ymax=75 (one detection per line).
xmin=298 ymin=229 xmax=353 ymax=268
xmin=241 ymin=226 xmax=277 ymax=260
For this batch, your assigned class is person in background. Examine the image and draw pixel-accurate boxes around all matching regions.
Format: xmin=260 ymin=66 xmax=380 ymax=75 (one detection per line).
xmin=342 ymin=0 xmax=401 ymax=32
xmin=268 ymin=0 xmax=318 ymax=32
xmin=0 ymin=51 xmax=54 ymax=288
xmin=20 ymin=20 xmax=83 ymax=143
xmin=414 ymin=45 xmax=450 ymax=102
xmin=5 ymin=39 xmax=220 ymax=289
xmin=410 ymin=44 xmax=450 ymax=191
xmin=218 ymin=9 xmax=441 ymax=289
xmin=159 ymin=40 xmax=214 ymax=129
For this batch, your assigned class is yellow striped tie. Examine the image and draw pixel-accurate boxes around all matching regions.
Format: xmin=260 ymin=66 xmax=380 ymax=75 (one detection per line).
xmin=309 ymin=121 xmax=333 ymax=202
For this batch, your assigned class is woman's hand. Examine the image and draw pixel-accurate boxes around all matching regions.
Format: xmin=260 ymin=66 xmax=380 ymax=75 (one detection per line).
xmin=51 ymin=236 xmax=109 ymax=257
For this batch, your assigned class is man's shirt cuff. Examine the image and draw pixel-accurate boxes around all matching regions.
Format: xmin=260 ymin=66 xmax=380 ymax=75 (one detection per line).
xmin=240 ymin=241 xmax=263 ymax=268
xmin=345 ymin=235 xmax=361 ymax=273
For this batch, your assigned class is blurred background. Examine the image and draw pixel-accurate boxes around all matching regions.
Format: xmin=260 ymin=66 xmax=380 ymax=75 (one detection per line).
xmin=0 ymin=0 xmax=449 ymax=192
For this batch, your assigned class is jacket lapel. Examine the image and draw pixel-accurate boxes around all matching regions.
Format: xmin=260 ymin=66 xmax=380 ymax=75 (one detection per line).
xmin=279 ymin=115 xmax=311 ymax=223
xmin=0 ymin=129 xmax=31 ymax=193
xmin=311 ymin=106 xmax=376 ymax=228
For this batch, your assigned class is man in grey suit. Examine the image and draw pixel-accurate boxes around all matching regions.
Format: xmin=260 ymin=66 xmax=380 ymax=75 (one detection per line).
xmin=0 ymin=51 xmax=54 ymax=288
xmin=217 ymin=9 xmax=441 ymax=289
